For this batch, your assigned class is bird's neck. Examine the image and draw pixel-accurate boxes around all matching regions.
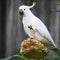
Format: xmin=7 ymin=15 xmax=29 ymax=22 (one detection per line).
xmin=22 ymin=11 xmax=35 ymax=25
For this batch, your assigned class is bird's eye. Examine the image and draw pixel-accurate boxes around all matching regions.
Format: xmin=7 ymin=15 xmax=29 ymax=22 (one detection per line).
xmin=24 ymin=9 xmax=25 ymax=10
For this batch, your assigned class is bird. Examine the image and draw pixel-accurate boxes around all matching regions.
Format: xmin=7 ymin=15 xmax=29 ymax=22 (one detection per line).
xmin=19 ymin=2 xmax=57 ymax=48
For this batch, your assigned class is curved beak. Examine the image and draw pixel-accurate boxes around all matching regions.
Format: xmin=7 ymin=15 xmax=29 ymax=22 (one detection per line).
xmin=19 ymin=9 xmax=24 ymax=15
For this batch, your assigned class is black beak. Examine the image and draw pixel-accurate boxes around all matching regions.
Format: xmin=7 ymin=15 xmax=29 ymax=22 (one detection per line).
xmin=19 ymin=9 xmax=24 ymax=15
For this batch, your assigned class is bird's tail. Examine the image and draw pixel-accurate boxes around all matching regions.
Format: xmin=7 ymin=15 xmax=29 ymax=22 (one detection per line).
xmin=50 ymin=38 xmax=57 ymax=48
xmin=52 ymin=41 xmax=57 ymax=48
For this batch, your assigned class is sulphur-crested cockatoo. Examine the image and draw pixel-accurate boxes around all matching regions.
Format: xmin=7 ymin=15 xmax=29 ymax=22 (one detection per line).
xmin=19 ymin=2 xmax=57 ymax=48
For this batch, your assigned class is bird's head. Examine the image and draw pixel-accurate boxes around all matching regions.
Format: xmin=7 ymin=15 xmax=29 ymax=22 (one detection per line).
xmin=19 ymin=2 xmax=36 ymax=16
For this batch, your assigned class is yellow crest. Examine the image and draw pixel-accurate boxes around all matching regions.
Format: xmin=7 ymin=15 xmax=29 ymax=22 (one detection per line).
xmin=28 ymin=2 xmax=36 ymax=9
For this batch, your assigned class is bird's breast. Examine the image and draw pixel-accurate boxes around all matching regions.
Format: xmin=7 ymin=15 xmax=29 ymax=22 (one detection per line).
xmin=22 ymin=17 xmax=46 ymax=40
xmin=23 ymin=24 xmax=45 ymax=40
xmin=23 ymin=24 xmax=36 ymax=37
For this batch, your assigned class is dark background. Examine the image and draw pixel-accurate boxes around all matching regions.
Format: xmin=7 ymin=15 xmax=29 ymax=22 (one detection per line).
xmin=0 ymin=0 xmax=60 ymax=59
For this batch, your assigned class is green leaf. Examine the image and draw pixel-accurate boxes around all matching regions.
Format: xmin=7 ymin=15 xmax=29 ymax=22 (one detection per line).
xmin=54 ymin=10 xmax=60 ymax=12
xmin=52 ymin=10 xmax=60 ymax=12
xmin=0 ymin=57 xmax=11 ymax=60
xmin=57 ymin=0 xmax=60 ymax=2
xmin=0 ymin=53 xmax=27 ymax=60
xmin=52 ymin=55 xmax=60 ymax=60
xmin=51 ymin=47 xmax=60 ymax=56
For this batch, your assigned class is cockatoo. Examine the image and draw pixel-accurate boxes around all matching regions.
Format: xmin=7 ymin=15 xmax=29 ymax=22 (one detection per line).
xmin=19 ymin=2 xmax=57 ymax=48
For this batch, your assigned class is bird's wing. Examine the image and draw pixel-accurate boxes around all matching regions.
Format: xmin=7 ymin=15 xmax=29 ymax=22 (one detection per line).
xmin=32 ymin=18 xmax=56 ymax=47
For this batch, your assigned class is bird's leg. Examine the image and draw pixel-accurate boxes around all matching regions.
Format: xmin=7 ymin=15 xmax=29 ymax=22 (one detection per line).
xmin=30 ymin=37 xmax=33 ymax=39
xmin=30 ymin=37 xmax=33 ymax=45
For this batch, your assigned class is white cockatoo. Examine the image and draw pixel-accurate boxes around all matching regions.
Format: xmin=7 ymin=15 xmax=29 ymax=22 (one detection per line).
xmin=19 ymin=2 xmax=57 ymax=48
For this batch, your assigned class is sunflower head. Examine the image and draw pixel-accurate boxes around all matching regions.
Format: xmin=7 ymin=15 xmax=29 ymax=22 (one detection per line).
xmin=20 ymin=38 xmax=48 ymax=59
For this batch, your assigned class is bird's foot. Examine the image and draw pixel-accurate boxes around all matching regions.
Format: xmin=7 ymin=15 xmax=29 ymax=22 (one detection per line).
xmin=30 ymin=38 xmax=33 ymax=39
xmin=30 ymin=38 xmax=34 ymax=45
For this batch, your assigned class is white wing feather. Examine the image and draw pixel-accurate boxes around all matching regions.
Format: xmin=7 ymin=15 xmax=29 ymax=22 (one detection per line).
xmin=32 ymin=16 xmax=57 ymax=48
